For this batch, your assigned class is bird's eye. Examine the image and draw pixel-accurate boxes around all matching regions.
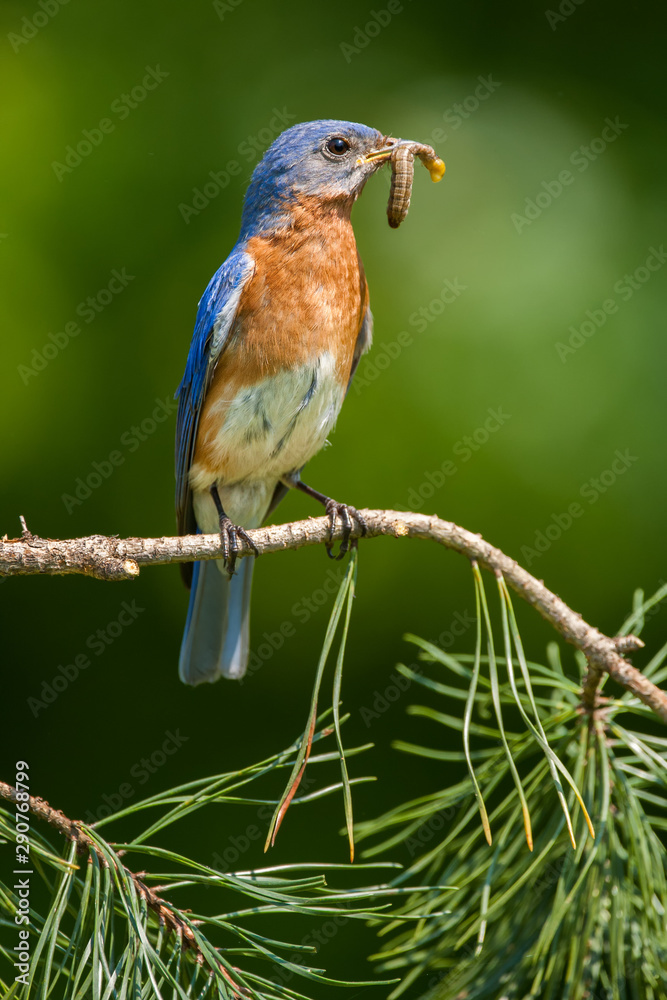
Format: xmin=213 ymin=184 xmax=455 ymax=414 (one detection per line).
xmin=326 ymin=137 xmax=350 ymax=155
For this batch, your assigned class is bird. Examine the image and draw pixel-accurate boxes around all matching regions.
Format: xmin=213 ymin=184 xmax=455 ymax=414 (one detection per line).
xmin=176 ymin=119 xmax=406 ymax=685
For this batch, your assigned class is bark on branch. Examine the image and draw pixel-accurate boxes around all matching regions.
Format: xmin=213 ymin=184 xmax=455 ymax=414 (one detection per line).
xmin=1 ymin=510 xmax=664 ymax=722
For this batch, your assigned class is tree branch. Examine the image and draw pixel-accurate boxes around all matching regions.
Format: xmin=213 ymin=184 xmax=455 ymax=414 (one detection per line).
xmin=0 ymin=781 xmax=198 ymax=949
xmin=2 ymin=509 xmax=664 ymax=722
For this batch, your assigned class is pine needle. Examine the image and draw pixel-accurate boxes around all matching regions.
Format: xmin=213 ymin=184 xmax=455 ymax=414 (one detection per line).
xmin=464 ymin=561 xmax=492 ymax=845
xmin=264 ymin=551 xmax=357 ymax=852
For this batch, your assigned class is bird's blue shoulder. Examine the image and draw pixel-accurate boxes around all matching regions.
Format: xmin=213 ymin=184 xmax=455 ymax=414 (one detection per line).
xmin=185 ymin=246 xmax=254 ymax=384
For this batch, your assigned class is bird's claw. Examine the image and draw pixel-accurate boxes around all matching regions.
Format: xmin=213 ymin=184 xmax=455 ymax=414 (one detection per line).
xmin=217 ymin=516 xmax=258 ymax=576
xmin=323 ymin=501 xmax=367 ymax=560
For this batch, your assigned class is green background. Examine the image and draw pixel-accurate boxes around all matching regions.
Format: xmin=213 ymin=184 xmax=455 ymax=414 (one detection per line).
xmin=1 ymin=0 xmax=665 ymax=994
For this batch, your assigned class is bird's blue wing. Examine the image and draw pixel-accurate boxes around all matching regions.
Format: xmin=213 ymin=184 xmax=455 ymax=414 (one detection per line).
xmin=346 ymin=300 xmax=373 ymax=394
xmin=175 ymin=248 xmax=255 ymax=562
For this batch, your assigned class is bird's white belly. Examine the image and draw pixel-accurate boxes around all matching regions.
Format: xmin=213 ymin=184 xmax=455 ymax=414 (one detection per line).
xmin=195 ymin=350 xmax=346 ymax=490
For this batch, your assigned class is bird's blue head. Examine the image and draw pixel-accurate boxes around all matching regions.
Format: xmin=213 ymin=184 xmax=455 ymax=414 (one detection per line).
xmin=240 ymin=119 xmax=395 ymax=237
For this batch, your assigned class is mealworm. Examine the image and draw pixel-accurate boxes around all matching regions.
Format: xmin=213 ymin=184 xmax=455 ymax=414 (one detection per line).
xmin=387 ymin=146 xmax=415 ymax=229
xmin=386 ymin=142 xmax=445 ymax=228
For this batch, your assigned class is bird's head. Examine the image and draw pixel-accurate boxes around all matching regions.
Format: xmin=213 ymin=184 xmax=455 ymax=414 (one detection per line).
xmin=240 ymin=119 xmax=397 ymax=235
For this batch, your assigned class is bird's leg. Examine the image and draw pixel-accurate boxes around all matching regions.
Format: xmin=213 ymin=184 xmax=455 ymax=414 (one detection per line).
xmin=210 ymin=484 xmax=258 ymax=576
xmin=282 ymin=475 xmax=367 ymax=560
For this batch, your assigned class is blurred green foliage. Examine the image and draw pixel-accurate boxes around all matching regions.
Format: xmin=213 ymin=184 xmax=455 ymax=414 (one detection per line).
xmin=1 ymin=0 xmax=665 ymax=994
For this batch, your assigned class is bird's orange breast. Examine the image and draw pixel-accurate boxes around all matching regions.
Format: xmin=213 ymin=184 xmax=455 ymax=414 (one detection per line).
xmin=193 ymin=195 xmax=368 ymax=484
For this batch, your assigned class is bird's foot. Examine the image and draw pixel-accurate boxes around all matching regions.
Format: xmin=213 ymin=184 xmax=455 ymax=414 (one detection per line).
xmin=210 ymin=484 xmax=258 ymax=576
xmin=323 ymin=500 xmax=367 ymax=560
xmin=216 ymin=516 xmax=258 ymax=576
xmin=283 ymin=476 xmax=367 ymax=561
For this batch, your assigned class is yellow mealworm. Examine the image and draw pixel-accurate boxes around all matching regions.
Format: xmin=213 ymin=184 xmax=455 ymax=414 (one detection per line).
xmin=410 ymin=142 xmax=446 ymax=183
xmin=387 ymin=145 xmax=415 ymax=229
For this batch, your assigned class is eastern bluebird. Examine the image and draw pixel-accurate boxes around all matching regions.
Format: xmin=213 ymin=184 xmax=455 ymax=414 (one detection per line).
xmin=175 ymin=120 xmax=412 ymax=685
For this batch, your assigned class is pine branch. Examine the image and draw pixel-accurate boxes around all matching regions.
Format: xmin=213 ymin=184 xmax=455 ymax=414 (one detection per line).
xmin=1 ymin=510 xmax=664 ymax=722
xmin=0 ymin=780 xmax=198 ymax=950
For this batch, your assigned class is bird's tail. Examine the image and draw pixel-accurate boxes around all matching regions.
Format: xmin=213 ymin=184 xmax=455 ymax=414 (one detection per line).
xmin=178 ymin=558 xmax=254 ymax=684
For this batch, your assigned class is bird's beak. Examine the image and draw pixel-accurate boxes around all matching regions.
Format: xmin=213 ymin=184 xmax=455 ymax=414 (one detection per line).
xmin=357 ymin=135 xmax=400 ymax=166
